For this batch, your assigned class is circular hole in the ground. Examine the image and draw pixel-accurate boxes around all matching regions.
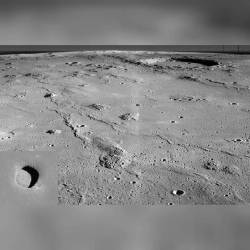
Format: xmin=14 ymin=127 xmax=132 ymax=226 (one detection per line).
xmin=16 ymin=165 xmax=39 ymax=188
xmin=172 ymin=189 xmax=185 ymax=196
xmin=234 ymin=138 xmax=242 ymax=142
xmin=230 ymin=102 xmax=238 ymax=106
xmin=46 ymin=129 xmax=55 ymax=134
xmin=44 ymin=93 xmax=52 ymax=98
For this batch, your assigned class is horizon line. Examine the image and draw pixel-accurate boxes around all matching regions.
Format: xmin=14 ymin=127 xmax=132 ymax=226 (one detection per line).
xmin=1 ymin=45 xmax=250 ymax=55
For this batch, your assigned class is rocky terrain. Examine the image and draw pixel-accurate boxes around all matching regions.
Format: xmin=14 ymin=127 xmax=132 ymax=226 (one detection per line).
xmin=0 ymin=51 xmax=249 ymax=205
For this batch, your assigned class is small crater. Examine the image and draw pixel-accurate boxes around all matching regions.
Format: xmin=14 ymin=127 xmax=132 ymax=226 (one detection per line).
xmin=0 ymin=131 xmax=14 ymax=140
xmin=46 ymin=129 xmax=55 ymax=134
xmin=233 ymin=138 xmax=243 ymax=143
xmin=15 ymin=93 xmax=26 ymax=98
xmin=15 ymin=166 xmax=39 ymax=188
xmin=107 ymin=195 xmax=112 ymax=200
xmin=230 ymin=102 xmax=238 ymax=106
xmin=44 ymin=93 xmax=52 ymax=98
xmin=46 ymin=129 xmax=62 ymax=135
xmin=171 ymin=189 xmax=185 ymax=196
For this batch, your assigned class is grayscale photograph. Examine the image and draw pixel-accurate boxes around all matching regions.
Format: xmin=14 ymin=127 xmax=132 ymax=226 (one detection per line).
xmin=0 ymin=0 xmax=250 ymax=249
xmin=1 ymin=48 xmax=249 ymax=205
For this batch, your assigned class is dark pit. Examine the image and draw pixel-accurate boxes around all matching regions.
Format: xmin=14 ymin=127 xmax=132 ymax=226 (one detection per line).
xmin=44 ymin=93 xmax=52 ymax=98
xmin=172 ymin=189 xmax=185 ymax=196
xmin=16 ymin=165 xmax=39 ymax=188
xmin=173 ymin=57 xmax=219 ymax=67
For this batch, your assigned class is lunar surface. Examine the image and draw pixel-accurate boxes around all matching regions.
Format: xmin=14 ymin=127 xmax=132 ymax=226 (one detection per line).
xmin=0 ymin=50 xmax=250 ymax=205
